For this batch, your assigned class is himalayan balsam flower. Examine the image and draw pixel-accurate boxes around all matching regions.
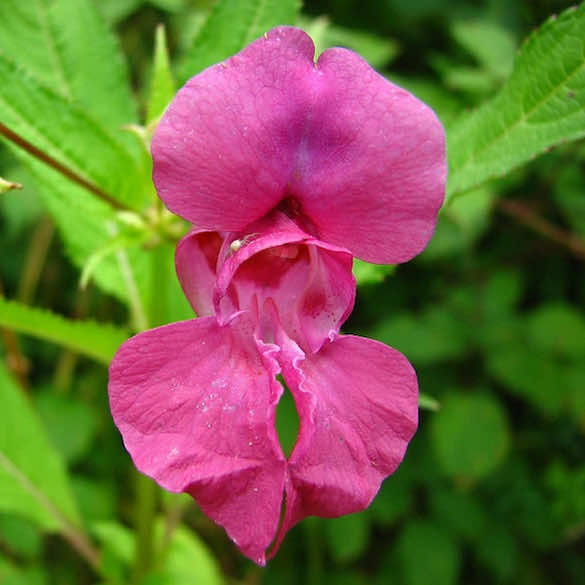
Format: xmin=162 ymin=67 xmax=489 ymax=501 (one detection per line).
xmin=108 ymin=26 xmax=446 ymax=564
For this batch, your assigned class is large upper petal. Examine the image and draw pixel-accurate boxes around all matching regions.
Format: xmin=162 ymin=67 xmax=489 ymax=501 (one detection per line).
xmin=272 ymin=333 xmax=418 ymax=553
xmin=152 ymin=26 xmax=446 ymax=264
xmin=108 ymin=316 xmax=286 ymax=564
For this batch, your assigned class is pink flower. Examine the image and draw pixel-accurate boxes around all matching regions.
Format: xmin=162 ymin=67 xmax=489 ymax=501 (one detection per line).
xmin=108 ymin=26 xmax=445 ymax=564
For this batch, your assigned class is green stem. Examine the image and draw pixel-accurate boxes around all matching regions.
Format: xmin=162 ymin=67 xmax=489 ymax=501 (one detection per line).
xmin=132 ymin=472 xmax=158 ymax=585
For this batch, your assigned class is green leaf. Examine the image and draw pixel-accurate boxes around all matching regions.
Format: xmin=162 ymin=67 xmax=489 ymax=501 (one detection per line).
xmin=369 ymin=308 xmax=469 ymax=366
xmin=429 ymin=488 xmax=488 ymax=543
xmin=0 ymin=514 xmax=43 ymax=560
xmin=353 ymin=259 xmax=395 ymax=285
xmin=0 ymin=0 xmax=137 ymax=130
xmin=369 ymin=472 xmax=412 ymax=527
xmin=91 ymin=521 xmax=224 ymax=585
xmin=95 ymin=0 xmax=142 ymax=25
xmin=36 ymin=392 xmax=98 ymax=465
xmin=325 ymin=513 xmax=370 ymax=563
xmin=0 ymin=52 xmax=145 ymax=209
xmin=431 ymin=392 xmax=510 ymax=481
xmin=447 ymin=5 xmax=585 ymax=201
xmin=0 ymin=0 xmax=67 ymax=94
xmin=397 ymin=520 xmax=461 ymax=585
xmin=160 ymin=524 xmax=224 ymax=585
xmin=0 ymin=561 xmax=48 ymax=585
xmin=147 ymin=25 xmax=177 ymax=124
xmin=0 ymin=363 xmax=80 ymax=531
xmin=527 ymin=303 xmax=585 ymax=359
xmin=179 ymin=0 xmax=301 ymax=82
xmin=451 ymin=20 xmax=516 ymax=79
xmin=49 ymin=0 xmax=138 ymax=128
xmin=0 ymin=297 xmax=129 ymax=364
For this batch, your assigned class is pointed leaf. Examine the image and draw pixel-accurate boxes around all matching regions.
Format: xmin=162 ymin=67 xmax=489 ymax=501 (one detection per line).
xmin=179 ymin=0 xmax=301 ymax=82
xmin=147 ymin=24 xmax=176 ymax=124
xmin=447 ymin=4 xmax=585 ymax=201
xmin=0 ymin=297 xmax=129 ymax=364
xmin=0 ymin=363 xmax=80 ymax=531
xmin=0 ymin=0 xmax=137 ymax=129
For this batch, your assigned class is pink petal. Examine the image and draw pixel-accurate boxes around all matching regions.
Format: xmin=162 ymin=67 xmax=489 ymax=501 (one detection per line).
xmin=152 ymin=26 xmax=445 ymax=264
xmin=108 ymin=317 xmax=286 ymax=564
xmin=152 ymin=27 xmax=314 ymax=232
xmin=213 ymin=211 xmax=355 ymax=353
xmin=272 ymin=333 xmax=418 ymax=552
xmin=295 ymin=48 xmax=446 ymax=263
xmin=175 ymin=229 xmax=223 ymax=316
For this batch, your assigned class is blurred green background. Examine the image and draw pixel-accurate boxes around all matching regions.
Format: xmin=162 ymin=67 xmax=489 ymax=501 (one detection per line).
xmin=1 ymin=1 xmax=584 ymax=584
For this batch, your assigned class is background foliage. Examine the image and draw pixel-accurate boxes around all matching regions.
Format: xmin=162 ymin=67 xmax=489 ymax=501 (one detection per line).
xmin=1 ymin=1 xmax=584 ymax=584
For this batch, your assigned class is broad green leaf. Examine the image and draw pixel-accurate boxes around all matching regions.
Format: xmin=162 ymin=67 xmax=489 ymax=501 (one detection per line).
xmin=369 ymin=308 xmax=469 ymax=366
xmin=0 ymin=0 xmax=137 ymax=130
xmin=72 ymin=477 xmax=116 ymax=525
xmin=0 ymin=514 xmax=43 ymax=560
xmin=526 ymin=304 xmax=585 ymax=359
xmin=474 ymin=523 xmax=518 ymax=581
xmin=451 ymin=20 xmax=516 ymax=78
xmin=94 ymin=0 xmax=142 ymax=24
xmin=325 ymin=513 xmax=370 ymax=563
xmin=0 ymin=561 xmax=48 ymax=585
xmin=429 ymin=488 xmax=488 ymax=543
xmin=92 ymin=521 xmax=224 ymax=585
xmin=147 ymin=25 xmax=177 ymax=124
xmin=49 ymin=0 xmax=138 ymax=128
xmin=432 ymin=392 xmax=510 ymax=480
xmin=0 ymin=53 xmax=145 ymax=209
xmin=447 ymin=4 xmax=585 ymax=201
xmin=0 ymin=297 xmax=129 ymax=364
xmin=487 ymin=346 xmax=572 ymax=416
xmin=369 ymin=472 xmax=412 ymax=527
xmin=397 ymin=520 xmax=461 ymax=585
xmin=0 ymin=0 xmax=67 ymax=93
xmin=0 ymin=363 xmax=80 ymax=531
xmin=161 ymin=524 xmax=224 ymax=585
xmin=36 ymin=391 xmax=98 ymax=465
xmin=179 ymin=0 xmax=301 ymax=82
